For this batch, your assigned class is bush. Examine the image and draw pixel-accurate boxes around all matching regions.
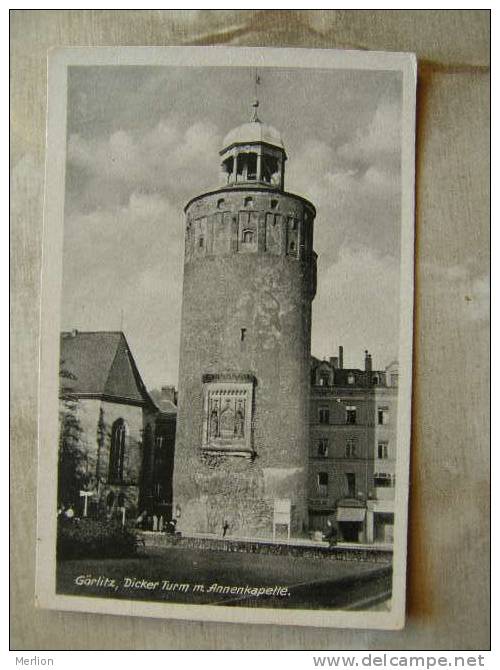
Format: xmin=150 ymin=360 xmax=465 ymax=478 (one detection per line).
xmin=57 ymin=517 xmax=140 ymax=560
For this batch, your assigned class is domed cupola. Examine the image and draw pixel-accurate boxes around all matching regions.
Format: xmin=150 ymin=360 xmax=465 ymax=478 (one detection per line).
xmin=219 ymin=100 xmax=287 ymax=190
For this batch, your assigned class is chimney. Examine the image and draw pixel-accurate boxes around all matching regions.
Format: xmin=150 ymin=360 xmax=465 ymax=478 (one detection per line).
xmin=329 ymin=356 xmax=339 ymax=369
xmin=161 ymin=385 xmax=176 ymax=404
xmin=338 ymin=346 xmax=344 ymax=370
xmin=365 ymin=350 xmax=372 ymax=372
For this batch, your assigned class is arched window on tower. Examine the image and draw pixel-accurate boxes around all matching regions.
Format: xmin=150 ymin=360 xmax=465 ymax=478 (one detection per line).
xmin=109 ymin=419 xmax=127 ymax=483
xmin=242 ymin=230 xmax=254 ymax=244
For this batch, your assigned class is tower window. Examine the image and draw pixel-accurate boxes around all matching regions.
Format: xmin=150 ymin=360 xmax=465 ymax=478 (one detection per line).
xmin=242 ymin=230 xmax=254 ymax=244
xmin=222 ymin=156 xmax=234 ymax=178
xmin=217 ymin=198 xmax=225 ymax=209
xmin=244 ymin=196 xmax=254 ymax=208
xmin=240 ymin=328 xmax=246 ymax=342
xmin=198 ymin=237 xmax=204 ymax=248
xmin=262 ymin=155 xmax=279 ymax=183
xmin=271 ymin=199 xmax=279 ymax=209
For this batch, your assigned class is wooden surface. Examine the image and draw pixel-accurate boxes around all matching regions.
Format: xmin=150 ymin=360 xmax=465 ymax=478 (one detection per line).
xmin=10 ymin=10 xmax=490 ymax=650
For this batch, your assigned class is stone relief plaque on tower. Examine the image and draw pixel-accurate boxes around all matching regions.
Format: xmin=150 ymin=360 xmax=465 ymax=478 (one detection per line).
xmin=201 ymin=373 xmax=255 ymax=455
xmin=36 ymin=45 xmax=416 ymax=632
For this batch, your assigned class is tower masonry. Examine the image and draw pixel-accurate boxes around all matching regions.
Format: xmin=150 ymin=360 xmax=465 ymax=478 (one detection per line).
xmin=173 ymin=114 xmax=317 ymax=538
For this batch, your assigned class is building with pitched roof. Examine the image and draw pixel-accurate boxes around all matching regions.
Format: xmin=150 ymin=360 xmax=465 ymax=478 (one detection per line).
xmin=58 ymin=330 xmax=172 ymax=519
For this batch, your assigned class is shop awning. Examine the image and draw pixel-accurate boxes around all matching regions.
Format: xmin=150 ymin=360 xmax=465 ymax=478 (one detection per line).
xmin=337 ymin=507 xmax=366 ymax=522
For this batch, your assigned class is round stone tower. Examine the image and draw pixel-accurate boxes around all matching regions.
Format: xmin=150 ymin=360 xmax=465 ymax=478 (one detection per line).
xmin=172 ymin=110 xmax=317 ymax=538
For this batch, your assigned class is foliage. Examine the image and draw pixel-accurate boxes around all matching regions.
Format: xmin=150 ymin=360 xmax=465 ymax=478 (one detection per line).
xmin=57 ymin=517 xmax=140 ymax=560
xmin=58 ymin=359 xmax=87 ymax=506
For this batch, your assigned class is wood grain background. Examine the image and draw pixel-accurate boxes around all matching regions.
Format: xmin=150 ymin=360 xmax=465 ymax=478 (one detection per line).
xmin=10 ymin=10 xmax=490 ymax=650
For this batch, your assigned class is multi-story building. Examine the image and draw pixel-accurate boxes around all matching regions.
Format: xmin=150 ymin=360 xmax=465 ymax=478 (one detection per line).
xmin=309 ymin=347 xmax=398 ymax=544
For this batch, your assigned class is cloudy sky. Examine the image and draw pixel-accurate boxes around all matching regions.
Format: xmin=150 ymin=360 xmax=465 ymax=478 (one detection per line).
xmin=62 ymin=65 xmax=403 ymax=389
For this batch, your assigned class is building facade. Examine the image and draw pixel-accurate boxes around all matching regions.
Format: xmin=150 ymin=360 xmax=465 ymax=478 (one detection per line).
xmin=309 ymin=348 xmax=398 ymax=544
xmin=58 ymin=330 xmax=160 ymax=517
xmin=173 ymin=112 xmax=317 ymax=538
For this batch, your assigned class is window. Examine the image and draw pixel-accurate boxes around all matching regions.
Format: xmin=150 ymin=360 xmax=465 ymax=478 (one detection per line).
xmin=374 ymin=473 xmax=394 ymax=488
xmin=217 ymin=198 xmax=225 ymax=209
xmin=390 ymin=373 xmax=399 ymax=387
xmin=262 ymin=154 xmax=279 ymax=183
xmin=318 ymin=472 xmax=328 ymax=497
xmin=155 ymin=436 xmax=165 ymax=451
xmin=319 ymin=373 xmax=329 ymax=387
xmin=346 ymin=406 xmax=357 ymax=425
xmin=244 ymin=196 xmax=254 ymax=208
xmin=222 ymin=157 xmax=234 ymax=182
xmin=318 ymin=438 xmax=328 ymax=457
xmin=345 ymin=438 xmax=357 ymax=457
xmin=109 ymin=419 xmax=127 ymax=483
xmin=347 ymin=374 xmax=355 ymax=384
xmin=271 ymin=199 xmax=279 ymax=209
xmin=198 ymin=237 xmax=204 ymax=248
xmin=242 ymin=230 xmax=254 ymax=244
xmin=378 ymin=407 xmax=389 ymax=425
xmin=246 ymin=154 xmax=257 ymax=180
xmin=378 ymin=442 xmax=389 ymax=459
xmin=240 ymin=328 xmax=246 ymax=342
xmin=289 ymin=241 xmax=296 ymax=252
xmin=346 ymin=473 xmax=356 ymax=497
xmin=318 ymin=407 xmax=330 ymax=424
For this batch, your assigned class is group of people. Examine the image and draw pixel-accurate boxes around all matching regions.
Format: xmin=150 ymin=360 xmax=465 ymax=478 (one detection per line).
xmin=135 ymin=511 xmax=179 ymax=535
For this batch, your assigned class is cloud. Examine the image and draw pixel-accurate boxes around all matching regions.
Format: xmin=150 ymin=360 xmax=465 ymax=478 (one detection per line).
xmin=286 ymin=99 xmax=402 ymax=271
xmin=312 ymin=247 xmax=400 ymax=370
xmin=66 ymin=118 xmax=222 ymax=214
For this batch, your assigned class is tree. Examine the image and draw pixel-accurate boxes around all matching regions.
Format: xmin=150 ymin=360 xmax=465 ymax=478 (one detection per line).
xmin=58 ymin=359 xmax=86 ymax=507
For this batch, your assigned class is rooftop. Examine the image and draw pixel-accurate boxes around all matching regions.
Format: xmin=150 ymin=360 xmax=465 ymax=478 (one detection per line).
xmin=221 ymin=120 xmax=285 ymax=153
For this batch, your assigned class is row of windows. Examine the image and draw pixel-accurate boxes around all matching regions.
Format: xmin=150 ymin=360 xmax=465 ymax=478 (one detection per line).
xmin=316 ymin=438 xmax=390 ymax=459
xmin=215 ymin=196 xmax=281 ymax=210
xmin=317 ymin=406 xmax=390 ymax=425
xmin=315 ymin=472 xmax=396 ymax=497
xmin=317 ymin=373 xmax=384 ymax=386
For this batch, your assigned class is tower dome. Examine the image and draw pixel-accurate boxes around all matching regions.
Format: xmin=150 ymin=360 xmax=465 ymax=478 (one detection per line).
xmin=221 ymin=120 xmax=285 ymax=153
xmin=219 ymin=118 xmax=287 ymax=190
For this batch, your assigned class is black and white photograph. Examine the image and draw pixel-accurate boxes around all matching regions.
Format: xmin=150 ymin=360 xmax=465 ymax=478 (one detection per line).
xmin=36 ymin=46 xmax=416 ymax=630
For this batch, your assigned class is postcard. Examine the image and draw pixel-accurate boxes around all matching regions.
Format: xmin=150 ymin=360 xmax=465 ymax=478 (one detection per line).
xmin=36 ymin=45 xmax=416 ymax=630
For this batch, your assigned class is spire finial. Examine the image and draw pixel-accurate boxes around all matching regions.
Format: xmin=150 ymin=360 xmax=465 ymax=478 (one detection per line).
xmin=251 ymin=71 xmax=261 ymax=123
